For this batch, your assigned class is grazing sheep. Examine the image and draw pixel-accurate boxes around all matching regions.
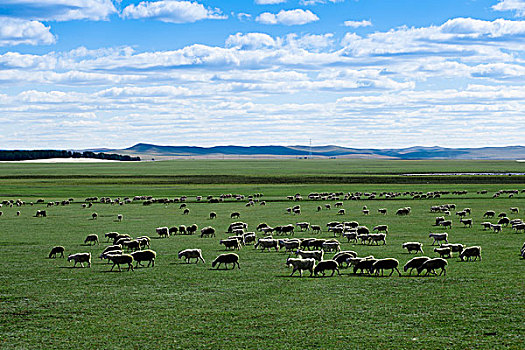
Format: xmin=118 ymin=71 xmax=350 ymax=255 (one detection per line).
xmin=179 ymin=225 xmax=187 ymax=235
xmin=100 ymin=250 xmax=123 ymax=263
xmin=342 ymin=231 xmax=358 ymax=243
xmin=67 ymin=253 xmax=91 ymax=268
xmin=498 ymin=217 xmax=510 ymax=227
xmin=49 ymin=246 xmax=65 ymax=258
xmin=169 ymin=226 xmax=178 ymax=235
xmin=362 ymin=209 xmax=369 ymax=215
xmin=256 ymin=223 xmax=269 ymax=231
xmin=209 ymin=212 xmax=217 ymax=219
xmin=295 ymin=249 xmax=324 ymax=261
xmin=230 ymin=212 xmax=241 ymax=219
xmin=254 ymin=238 xmax=279 ymax=252
xmin=440 ymin=243 xmax=464 ymax=253
xmin=112 ymin=234 xmax=131 ymax=245
xmin=187 ymin=224 xmax=198 ymax=235
xmin=156 ymin=227 xmax=169 ymax=238
xmin=459 ymin=246 xmax=482 ymax=261
xmin=378 ymin=208 xmax=387 ymax=215
xmin=373 ymin=225 xmax=388 ymax=234
xmin=332 ymin=252 xmax=355 ymax=268
xmin=460 ymin=218 xmax=473 ymax=228
xmin=296 ymin=222 xmax=310 ymax=231
xmin=278 ymin=239 xmax=301 ymax=252
xmin=212 ymin=253 xmax=240 ymax=269
xmin=108 ymin=254 xmax=134 ymax=272
xmin=429 ymin=232 xmax=448 ymax=245
xmin=314 ymin=260 xmax=340 ymax=277
xmin=243 ymin=232 xmax=256 ymax=245
xmin=311 ymin=225 xmax=322 ymax=234
xmin=337 ymin=209 xmax=346 ymax=215
xmin=440 ymin=220 xmax=452 ymax=229
xmin=396 ymin=207 xmax=410 ymax=216
xmin=322 ymin=240 xmax=341 ymax=252
xmin=510 ymin=207 xmax=519 ymax=214
xmin=491 ymin=224 xmax=502 ymax=233
xmin=368 ymin=233 xmax=386 ymax=245
xmin=353 ymin=257 xmax=378 ymax=274
xmin=105 ymin=232 xmax=119 ymax=242
xmin=371 ymin=258 xmax=401 ymax=276
xmin=92 ymin=212 xmax=98 ymax=220
xmin=481 ymin=222 xmax=492 ymax=230
xmin=35 ymin=210 xmax=47 ymax=217
xmin=317 ymin=206 xmax=322 ymax=212
xmin=220 ymin=238 xmax=242 ymax=250
xmin=498 ymin=212 xmax=507 ymax=218
xmin=403 ymin=256 xmax=430 ymax=275
xmin=183 ymin=208 xmax=190 ymax=215
xmin=200 ymin=226 xmax=216 ymax=238
xmin=286 ymin=258 xmax=315 ymax=277
xmin=434 ymin=247 xmax=452 ymax=259
xmin=178 ymin=249 xmax=205 ymax=264
xmin=483 ymin=210 xmax=496 ymax=218
xmin=84 ymin=234 xmax=99 ymax=245
xmin=117 ymin=214 xmax=123 ymax=222
xmin=417 ymin=258 xmax=447 ymax=276
xmin=122 ymin=239 xmax=141 ymax=252
xmin=402 ymin=242 xmax=424 ymax=254
xmin=131 ymin=250 xmax=156 ymax=267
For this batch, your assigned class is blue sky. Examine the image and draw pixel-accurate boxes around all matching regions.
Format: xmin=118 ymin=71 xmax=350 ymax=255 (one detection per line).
xmin=1 ymin=0 xmax=524 ymax=149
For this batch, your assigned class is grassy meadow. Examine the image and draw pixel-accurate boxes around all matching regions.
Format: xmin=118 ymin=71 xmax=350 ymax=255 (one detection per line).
xmin=0 ymin=159 xmax=524 ymax=349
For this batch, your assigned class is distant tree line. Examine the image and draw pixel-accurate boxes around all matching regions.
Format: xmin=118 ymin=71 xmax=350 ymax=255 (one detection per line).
xmin=0 ymin=150 xmax=140 ymax=161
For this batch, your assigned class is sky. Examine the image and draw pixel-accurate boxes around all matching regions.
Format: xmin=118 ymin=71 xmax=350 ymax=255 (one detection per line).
xmin=1 ymin=0 xmax=524 ymax=149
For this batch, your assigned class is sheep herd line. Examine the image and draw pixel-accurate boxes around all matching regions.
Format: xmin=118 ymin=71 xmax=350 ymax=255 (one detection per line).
xmin=4 ymin=189 xmax=515 ymax=278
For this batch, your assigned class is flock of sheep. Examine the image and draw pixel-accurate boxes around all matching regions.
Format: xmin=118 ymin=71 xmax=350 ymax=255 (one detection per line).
xmin=3 ymin=188 xmax=522 ymax=276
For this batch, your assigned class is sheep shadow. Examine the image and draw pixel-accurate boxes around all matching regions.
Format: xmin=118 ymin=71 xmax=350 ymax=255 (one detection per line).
xmin=58 ymin=266 xmax=89 ymax=269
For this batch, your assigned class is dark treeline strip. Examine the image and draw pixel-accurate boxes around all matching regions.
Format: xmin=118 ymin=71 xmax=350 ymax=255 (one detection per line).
xmin=0 ymin=150 xmax=140 ymax=161
xmin=0 ymin=174 xmax=524 ymax=185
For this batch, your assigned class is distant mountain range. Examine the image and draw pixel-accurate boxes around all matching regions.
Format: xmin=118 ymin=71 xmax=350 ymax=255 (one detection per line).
xmin=89 ymin=143 xmax=525 ymax=160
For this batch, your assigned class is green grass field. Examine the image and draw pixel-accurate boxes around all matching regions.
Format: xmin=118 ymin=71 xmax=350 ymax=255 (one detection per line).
xmin=1 ymin=160 xmax=524 ymax=349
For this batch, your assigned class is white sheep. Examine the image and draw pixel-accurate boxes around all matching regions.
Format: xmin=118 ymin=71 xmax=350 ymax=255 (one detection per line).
xmin=313 ymin=260 xmax=340 ymax=277
xmin=368 ymin=233 xmax=386 ymax=245
xmin=220 ymin=238 xmax=242 ymax=250
xmin=370 ymin=258 xmax=401 ymax=276
xmin=286 ymin=257 xmax=315 ymax=277
xmin=402 ymin=242 xmax=424 ymax=254
xmin=84 ymin=234 xmax=99 ymax=245
xmin=212 ymin=253 xmax=240 ymax=269
xmin=108 ymin=254 xmax=134 ymax=271
xmin=417 ymin=258 xmax=447 ymax=276
xmin=131 ymin=250 xmax=156 ymax=267
xmin=117 ymin=214 xmax=123 ymax=222
xmin=295 ymin=249 xmax=323 ymax=261
xmin=429 ymin=232 xmax=448 ymax=245
xmin=459 ymin=246 xmax=482 ymax=261
xmin=178 ymin=249 xmax=206 ymax=264
xmin=254 ymin=238 xmax=279 ymax=252
xmin=403 ymin=256 xmax=430 ymax=275
xmin=156 ymin=227 xmax=170 ymax=238
xmin=322 ymin=240 xmax=341 ymax=252
xmin=434 ymin=247 xmax=452 ymax=259
xmin=49 ymin=246 xmax=65 ymax=258
xmin=67 ymin=253 xmax=91 ymax=268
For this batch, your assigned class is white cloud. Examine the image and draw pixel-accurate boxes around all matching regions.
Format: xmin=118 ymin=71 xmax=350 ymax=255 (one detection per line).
xmin=122 ymin=0 xmax=227 ymax=23
xmin=493 ymin=0 xmax=525 ymax=17
xmin=344 ymin=19 xmax=372 ymax=28
xmin=256 ymin=9 xmax=319 ymax=25
xmin=0 ymin=0 xmax=117 ymax=21
xmin=226 ymin=32 xmax=278 ymax=50
xmin=0 ymin=17 xmax=55 ymax=46
xmin=255 ymin=0 xmax=287 ymax=4
xmin=236 ymin=12 xmax=252 ymax=21
xmin=300 ymin=0 xmax=342 ymax=5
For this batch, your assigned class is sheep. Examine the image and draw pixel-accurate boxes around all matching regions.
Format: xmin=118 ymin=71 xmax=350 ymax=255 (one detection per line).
xmin=156 ymin=227 xmax=170 ymax=238
xmin=131 ymin=250 xmax=156 ymax=267
xmin=317 ymin=206 xmax=322 ymax=212
xmin=35 ymin=210 xmax=47 ymax=217
xmin=460 ymin=218 xmax=473 ymax=228
xmin=368 ymin=233 xmax=386 ymax=245
xmin=362 ymin=209 xmax=369 ymax=215
xmin=169 ymin=226 xmax=178 ymax=235
xmin=220 ymin=239 xmax=242 ymax=250
xmin=491 ymin=224 xmax=502 ymax=233
xmin=440 ymin=243 xmax=464 ymax=253
xmin=254 ymin=238 xmax=279 ymax=252
xmin=481 ymin=222 xmax=492 ymax=230
xmin=417 ymin=258 xmax=447 ymax=276
xmin=295 ymin=249 xmax=323 ymax=261
xmin=122 ymin=239 xmax=141 ymax=252
xmin=100 ymin=250 xmax=123 ymax=263
xmin=256 ymin=223 xmax=269 ymax=231
xmin=357 ymin=234 xmax=370 ymax=244
xmin=278 ymin=239 xmax=301 ymax=252
xmin=209 ymin=212 xmax=217 ymax=219
xmin=200 ymin=226 xmax=216 ymax=238
xmin=429 ymin=232 xmax=448 ymax=245
xmin=84 ymin=234 xmax=99 ymax=245
xmin=99 ymin=244 xmax=122 ymax=259
xmin=179 ymin=225 xmax=187 ymax=235
xmin=510 ymin=207 xmax=519 ymax=214
xmin=402 ymin=242 xmax=424 ymax=254
xmin=313 ymin=260 xmax=340 ymax=277
xmin=498 ymin=212 xmax=507 ymax=218
xmin=311 ymin=225 xmax=322 ymax=234
xmin=67 ymin=253 xmax=91 ymax=268
xmin=108 ymin=254 xmax=134 ymax=272
xmin=286 ymin=258 xmax=315 ymax=277
xmin=296 ymin=222 xmax=310 ymax=231
xmin=434 ymin=247 xmax=452 ymax=259
xmin=483 ymin=210 xmax=496 ymax=218
xmin=322 ymin=240 xmax=341 ymax=252
xmin=117 ymin=214 xmax=123 ymax=222
xmin=92 ymin=212 xmax=98 ymax=220
xmin=178 ymin=249 xmax=205 ymax=264
xmin=243 ymin=232 xmax=256 ymax=245
xmin=230 ymin=212 xmax=240 ymax=219
xmin=373 ymin=225 xmax=388 ymax=234
xmin=459 ymin=246 xmax=482 ymax=261
xmin=187 ymin=224 xmax=198 ymax=235
xmin=440 ymin=220 xmax=452 ymax=229
xmin=378 ymin=208 xmax=387 ymax=215
xmin=396 ymin=207 xmax=410 ymax=216
xmin=370 ymin=258 xmax=401 ymax=276
xmin=212 ymin=253 xmax=240 ymax=269
xmin=324 ymin=204 xmax=331 ymax=210
xmin=353 ymin=258 xmax=378 ymax=274
xmin=342 ymin=231 xmax=358 ymax=243
xmin=49 ymin=246 xmax=65 ymax=258
xmin=498 ymin=217 xmax=510 ymax=227
xmin=183 ymin=208 xmax=190 ymax=215
xmin=104 ymin=232 xmax=119 ymax=242
xmin=403 ymin=256 xmax=430 ymax=275
xmin=337 ymin=209 xmax=346 ymax=215
xmin=333 ymin=252 xmax=357 ymax=268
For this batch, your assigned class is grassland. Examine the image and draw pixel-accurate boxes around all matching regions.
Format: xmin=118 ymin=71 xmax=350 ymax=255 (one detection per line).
xmin=0 ymin=160 xmax=524 ymax=349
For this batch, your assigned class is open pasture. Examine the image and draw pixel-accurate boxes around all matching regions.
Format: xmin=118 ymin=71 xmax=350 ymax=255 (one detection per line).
xmin=0 ymin=160 xmax=524 ymax=349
